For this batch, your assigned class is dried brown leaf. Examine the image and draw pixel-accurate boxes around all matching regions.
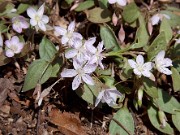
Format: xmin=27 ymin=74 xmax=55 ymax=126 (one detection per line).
xmin=49 ymin=108 xmax=87 ymax=135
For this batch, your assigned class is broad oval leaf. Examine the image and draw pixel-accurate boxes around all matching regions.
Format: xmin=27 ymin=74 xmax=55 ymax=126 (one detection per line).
xmin=75 ymin=0 xmax=94 ymax=12
xmin=100 ymin=25 xmax=120 ymax=51
xmin=155 ymin=88 xmax=180 ymax=114
xmin=172 ymin=112 xmax=180 ymax=132
xmin=171 ymin=67 xmax=180 ymax=92
xmin=109 ymin=107 xmax=134 ymax=135
xmin=39 ymin=37 xmax=57 ymax=62
xmin=87 ymin=7 xmax=112 ymax=23
xmin=147 ymin=32 xmax=167 ymax=61
xmin=122 ymin=2 xmax=140 ymax=23
xmin=22 ymin=59 xmax=52 ymax=92
xmin=147 ymin=105 xmax=174 ymax=135
xmin=17 ymin=3 xmax=29 ymax=14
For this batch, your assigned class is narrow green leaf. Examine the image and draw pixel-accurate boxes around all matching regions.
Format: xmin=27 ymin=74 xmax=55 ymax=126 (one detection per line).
xmin=75 ymin=0 xmax=94 ymax=12
xmin=99 ymin=0 xmax=108 ymax=9
xmin=39 ymin=37 xmax=57 ymax=62
xmin=147 ymin=105 xmax=174 ymax=135
xmin=122 ymin=2 xmax=140 ymax=23
xmin=147 ymin=32 xmax=167 ymax=61
xmin=17 ymin=3 xmax=29 ymax=14
xmin=171 ymin=67 xmax=180 ymax=92
xmin=160 ymin=18 xmax=172 ymax=43
xmin=109 ymin=107 xmax=134 ymax=135
xmin=22 ymin=59 xmax=52 ymax=92
xmin=155 ymin=89 xmax=180 ymax=114
xmin=0 ymin=52 xmax=11 ymax=66
xmin=51 ymin=57 xmax=62 ymax=77
xmin=65 ymin=0 xmax=73 ymax=4
xmin=100 ymin=25 xmax=120 ymax=51
xmin=172 ymin=112 xmax=180 ymax=132
xmin=87 ymin=7 xmax=112 ymax=23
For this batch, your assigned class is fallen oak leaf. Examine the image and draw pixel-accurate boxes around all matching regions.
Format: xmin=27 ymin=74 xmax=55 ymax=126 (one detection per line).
xmin=48 ymin=108 xmax=87 ymax=135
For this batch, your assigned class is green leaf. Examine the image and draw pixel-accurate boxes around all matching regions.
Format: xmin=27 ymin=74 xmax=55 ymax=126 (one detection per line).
xmin=17 ymin=3 xmax=29 ymax=14
xmin=147 ymin=32 xmax=167 ymax=61
xmin=100 ymin=76 xmax=115 ymax=88
xmin=122 ymin=2 xmax=140 ymax=23
xmin=76 ymin=77 xmax=102 ymax=105
xmin=75 ymin=0 xmax=94 ymax=12
xmin=143 ymin=77 xmax=158 ymax=98
xmin=160 ymin=18 xmax=172 ymax=43
xmin=147 ymin=105 xmax=174 ymax=135
xmin=171 ymin=67 xmax=180 ymax=92
xmin=99 ymin=0 xmax=108 ymax=9
xmin=160 ymin=10 xmax=180 ymax=28
xmin=87 ymin=7 xmax=112 ymax=23
xmin=131 ymin=14 xmax=149 ymax=49
xmin=100 ymin=25 xmax=120 ymax=51
xmin=39 ymin=37 xmax=57 ymax=62
xmin=172 ymin=112 xmax=180 ymax=132
xmin=155 ymin=89 xmax=180 ymax=114
xmin=0 ymin=52 xmax=11 ymax=66
xmin=65 ymin=0 xmax=74 ymax=4
xmin=109 ymin=107 xmax=134 ymax=135
xmin=0 ymin=23 xmax=8 ymax=33
xmin=51 ymin=57 xmax=62 ymax=77
xmin=22 ymin=59 xmax=52 ymax=92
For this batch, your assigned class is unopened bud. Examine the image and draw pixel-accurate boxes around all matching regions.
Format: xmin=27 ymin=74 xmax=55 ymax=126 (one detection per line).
xmin=137 ymin=88 xmax=143 ymax=107
xmin=112 ymin=13 xmax=118 ymax=26
xmin=158 ymin=110 xmax=167 ymax=128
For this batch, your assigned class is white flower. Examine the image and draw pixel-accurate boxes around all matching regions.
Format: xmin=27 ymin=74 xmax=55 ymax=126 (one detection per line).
xmin=87 ymin=41 xmax=105 ymax=69
xmin=5 ymin=36 xmax=24 ymax=57
xmin=175 ymin=38 xmax=180 ymax=44
xmin=54 ymin=21 xmax=83 ymax=47
xmin=95 ymin=87 xmax=122 ymax=107
xmin=61 ymin=59 xmax=96 ymax=90
xmin=150 ymin=13 xmax=170 ymax=25
xmin=128 ymin=55 xmax=154 ymax=79
xmin=27 ymin=4 xmax=49 ymax=31
xmin=12 ymin=16 xmax=29 ymax=33
xmin=154 ymin=50 xmax=172 ymax=75
xmin=65 ymin=38 xmax=95 ymax=63
xmin=108 ymin=0 xmax=127 ymax=6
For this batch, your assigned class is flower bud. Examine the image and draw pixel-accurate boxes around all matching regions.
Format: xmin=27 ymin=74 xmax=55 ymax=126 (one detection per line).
xmin=137 ymin=88 xmax=143 ymax=107
xmin=158 ymin=110 xmax=167 ymax=128
xmin=112 ymin=13 xmax=118 ymax=26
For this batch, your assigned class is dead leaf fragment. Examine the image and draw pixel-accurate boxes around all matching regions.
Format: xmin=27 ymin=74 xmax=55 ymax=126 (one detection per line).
xmin=49 ymin=108 xmax=87 ymax=135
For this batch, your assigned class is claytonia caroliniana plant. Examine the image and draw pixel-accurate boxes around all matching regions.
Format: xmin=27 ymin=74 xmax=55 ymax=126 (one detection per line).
xmin=61 ymin=59 xmax=96 ymax=90
xmin=128 ymin=55 xmax=154 ymax=80
xmin=5 ymin=36 xmax=24 ymax=57
xmin=65 ymin=37 xmax=96 ymax=63
xmin=95 ymin=87 xmax=122 ymax=107
xmin=150 ymin=13 xmax=170 ymax=25
xmin=12 ymin=16 xmax=29 ymax=33
xmin=108 ymin=0 xmax=127 ymax=6
xmin=87 ymin=41 xmax=105 ymax=69
xmin=27 ymin=4 xmax=49 ymax=31
xmin=54 ymin=21 xmax=83 ymax=47
xmin=154 ymin=50 xmax=172 ymax=75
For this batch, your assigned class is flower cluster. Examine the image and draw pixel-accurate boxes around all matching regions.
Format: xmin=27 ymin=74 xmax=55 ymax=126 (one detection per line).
xmin=128 ymin=50 xmax=173 ymax=81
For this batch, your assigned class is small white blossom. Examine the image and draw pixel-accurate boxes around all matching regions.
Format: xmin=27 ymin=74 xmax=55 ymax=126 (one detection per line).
xmin=12 ymin=16 xmax=29 ymax=33
xmin=87 ymin=41 xmax=105 ymax=69
xmin=150 ymin=13 xmax=170 ymax=25
xmin=108 ymin=0 xmax=127 ymax=6
xmin=175 ymin=38 xmax=180 ymax=44
xmin=128 ymin=55 xmax=154 ymax=79
xmin=5 ymin=36 xmax=24 ymax=57
xmin=54 ymin=21 xmax=83 ymax=47
xmin=154 ymin=50 xmax=172 ymax=75
xmin=95 ymin=87 xmax=122 ymax=107
xmin=27 ymin=4 xmax=49 ymax=31
xmin=65 ymin=38 xmax=96 ymax=63
xmin=61 ymin=59 xmax=96 ymax=90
